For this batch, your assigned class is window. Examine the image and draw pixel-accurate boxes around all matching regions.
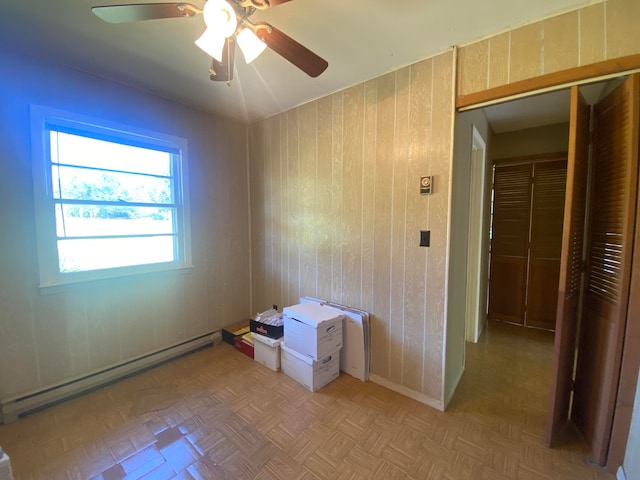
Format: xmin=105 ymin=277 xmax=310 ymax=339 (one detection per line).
xmin=31 ymin=106 xmax=192 ymax=289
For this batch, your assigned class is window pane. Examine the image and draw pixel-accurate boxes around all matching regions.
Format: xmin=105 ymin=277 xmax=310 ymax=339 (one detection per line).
xmin=52 ymin=165 xmax=173 ymax=203
xmin=58 ymin=236 xmax=175 ymax=272
xmin=55 ymin=205 xmax=175 ymax=237
xmin=51 ymin=131 xmax=172 ymax=176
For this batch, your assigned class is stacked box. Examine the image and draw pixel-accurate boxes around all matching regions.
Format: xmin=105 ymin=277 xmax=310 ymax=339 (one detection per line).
xmin=251 ymin=332 xmax=282 ymax=372
xmin=283 ymin=303 xmax=343 ymax=360
xmin=281 ymin=344 xmax=340 ymax=392
xmin=281 ymin=302 xmax=344 ymax=391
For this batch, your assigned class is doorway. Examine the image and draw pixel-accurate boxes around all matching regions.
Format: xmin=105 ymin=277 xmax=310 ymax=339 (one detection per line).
xmin=465 ymin=126 xmax=487 ymax=343
xmin=456 ymin=76 xmax=640 ymax=469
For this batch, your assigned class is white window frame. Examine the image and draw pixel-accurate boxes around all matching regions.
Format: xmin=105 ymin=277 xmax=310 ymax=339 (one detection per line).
xmin=30 ymin=105 xmax=192 ymax=291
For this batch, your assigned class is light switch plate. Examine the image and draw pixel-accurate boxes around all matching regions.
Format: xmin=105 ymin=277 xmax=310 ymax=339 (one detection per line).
xmin=420 ymin=230 xmax=430 ymax=247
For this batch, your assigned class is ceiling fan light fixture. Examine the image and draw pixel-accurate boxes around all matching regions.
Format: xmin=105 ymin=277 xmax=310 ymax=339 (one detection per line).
xmin=202 ymin=0 xmax=237 ymax=38
xmin=237 ymin=27 xmax=267 ymax=63
xmin=195 ymin=28 xmax=227 ymax=61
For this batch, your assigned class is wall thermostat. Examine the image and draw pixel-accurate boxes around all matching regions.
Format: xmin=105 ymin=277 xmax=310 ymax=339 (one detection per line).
xmin=420 ymin=175 xmax=433 ymax=195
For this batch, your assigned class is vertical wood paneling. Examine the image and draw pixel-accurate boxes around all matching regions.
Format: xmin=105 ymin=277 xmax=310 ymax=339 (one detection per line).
xmin=361 ymin=80 xmax=378 ymax=314
xmin=342 ymin=85 xmax=364 ymax=309
xmin=261 ymin=117 xmax=273 ymax=311
xmin=607 ymin=0 xmax=640 ymax=60
xmin=299 ymin=102 xmax=318 ymax=299
xmin=65 ymin=292 xmax=90 ymax=377
xmin=250 ymin=121 xmax=266 ymax=310
xmin=372 ymin=72 xmax=396 ymax=378
xmin=404 ymin=59 xmax=432 ymax=392
xmin=423 ymin=52 xmax=454 ymax=398
xmin=85 ymin=287 xmax=121 ymax=370
xmin=457 ymin=40 xmax=489 ymax=96
xmin=280 ymin=115 xmax=290 ymax=307
xmin=544 ymin=11 xmax=579 ymax=74
xmin=510 ymin=22 xmax=544 ymax=82
xmin=270 ymin=116 xmax=283 ymax=308
xmin=316 ymin=97 xmax=333 ymax=302
xmin=458 ymin=1 xmax=640 ymax=98
xmin=34 ymin=294 xmax=70 ymax=386
xmin=331 ymin=93 xmax=344 ymax=304
xmin=287 ymin=109 xmax=300 ymax=307
xmin=389 ymin=67 xmax=411 ymax=384
xmin=580 ymin=3 xmax=606 ymax=66
xmin=250 ymin=51 xmax=456 ymax=405
xmin=489 ymin=32 xmax=510 ymax=88
xmin=1 ymin=51 xmax=251 ymax=401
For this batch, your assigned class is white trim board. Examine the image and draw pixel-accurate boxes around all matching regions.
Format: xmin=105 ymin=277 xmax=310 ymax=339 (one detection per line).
xmin=370 ymin=374 xmax=444 ymax=412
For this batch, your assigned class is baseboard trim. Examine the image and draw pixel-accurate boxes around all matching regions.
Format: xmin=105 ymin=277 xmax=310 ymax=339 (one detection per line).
xmin=0 ymin=330 xmax=221 ymax=424
xmin=369 ymin=374 xmax=444 ymax=412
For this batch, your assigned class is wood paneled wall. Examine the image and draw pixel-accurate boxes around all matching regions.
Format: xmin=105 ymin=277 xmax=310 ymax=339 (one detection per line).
xmin=457 ymin=0 xmax=640 ymax=97
xmin=250 ymin=0 xmax=640 ymax=411
xmin=0 ymin=52 xmax=250 ymax=401
xmin=249 ymin=51 xmax=456 ymax=407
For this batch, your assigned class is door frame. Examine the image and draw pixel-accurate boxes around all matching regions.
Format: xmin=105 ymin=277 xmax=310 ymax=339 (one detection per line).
xmin=455 ymin=57 xmax=640 ymax=471
xmin=465 ymin=126 xmax=488 ymax=343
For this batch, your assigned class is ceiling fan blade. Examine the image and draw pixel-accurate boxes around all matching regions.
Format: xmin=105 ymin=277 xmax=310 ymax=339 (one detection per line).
xmin=209 ymin=37 xmax=236 ymax=83
xmin=255 ymin=22 xmax=328 ymax=78
xmin=92 ymin=3 xmax=199 ymax=23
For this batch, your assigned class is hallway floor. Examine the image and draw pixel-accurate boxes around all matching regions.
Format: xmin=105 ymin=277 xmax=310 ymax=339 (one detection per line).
xmin=0 ymin=320 xmax=615 ymax=479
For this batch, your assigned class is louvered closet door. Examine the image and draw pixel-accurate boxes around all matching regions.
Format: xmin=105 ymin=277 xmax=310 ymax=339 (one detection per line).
xmin=572 ymin=74 xmax=640 ymax=465
xmin=527 ymin=160 xmax=567 ymax=330
xmin=488 ymin=163 xmax=532 ymax=324
xmin=546 ymin=86 xmax=590 ymax=447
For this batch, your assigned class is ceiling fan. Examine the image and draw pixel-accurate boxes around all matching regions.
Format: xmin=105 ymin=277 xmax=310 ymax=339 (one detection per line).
xmin=92 ymin=0 xmax=328 ymax=83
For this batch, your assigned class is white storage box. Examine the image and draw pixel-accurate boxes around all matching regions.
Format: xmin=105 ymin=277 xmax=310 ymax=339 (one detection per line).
xmin=251 ymin=332 xmax=282 ymax=372
xmin=281 ymin=344 xmax=340 ymax=392
xmin=283 ymin=303 xmax=343 ymax=360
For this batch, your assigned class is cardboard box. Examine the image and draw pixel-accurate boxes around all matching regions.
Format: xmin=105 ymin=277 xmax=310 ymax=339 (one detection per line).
xmin=234 ymin=334 xmax=254 ymax=359
xmin=222 ymin=320 xmax=251 ymax=346
xmin=250 ymin=317 xmax=284 ymax=339
xmin=251 ymin=332 xmax=282 ymax=372
xmin=283 ymin=303 xmax=343 ymax=360
xmin=281 ymin=344 xmax=340 ymax=392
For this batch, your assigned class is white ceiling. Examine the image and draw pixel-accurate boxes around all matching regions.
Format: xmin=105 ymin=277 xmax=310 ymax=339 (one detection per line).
xmin=0 ymin=0 xmax=600 ymax=123
xmin=483 ymin=81 xmax=609 ymax=133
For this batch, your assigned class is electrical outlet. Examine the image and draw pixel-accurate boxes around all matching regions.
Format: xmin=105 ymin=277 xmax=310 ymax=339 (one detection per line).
xmin=420 ymin=230 xmax=430 ymax=247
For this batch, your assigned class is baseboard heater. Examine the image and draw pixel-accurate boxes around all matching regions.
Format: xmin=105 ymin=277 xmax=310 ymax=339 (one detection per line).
xmin=0 ymin=330 xmax=221 ymax=424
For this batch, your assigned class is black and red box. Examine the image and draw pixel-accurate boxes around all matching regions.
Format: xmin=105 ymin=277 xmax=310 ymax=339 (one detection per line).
xmin=234 ymin=335 xmax=254 ymax=359
xmin=250 ymin=318 xmax=284 ymax=339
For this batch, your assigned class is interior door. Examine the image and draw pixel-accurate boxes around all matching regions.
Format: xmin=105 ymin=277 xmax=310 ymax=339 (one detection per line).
xmin=488 ymin=163 xmax=532 ymax=324
xmin=572 ymin=74 xmax=640 ymax=465
xmin=527 ymin=160 xmax=568 ymax=330
xmin=545 ymin=86 xmax=590 ymax=447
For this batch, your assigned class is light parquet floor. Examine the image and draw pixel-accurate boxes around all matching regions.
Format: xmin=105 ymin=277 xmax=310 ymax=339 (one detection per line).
xmin=0 ymin=320 xmax=615 ymax=479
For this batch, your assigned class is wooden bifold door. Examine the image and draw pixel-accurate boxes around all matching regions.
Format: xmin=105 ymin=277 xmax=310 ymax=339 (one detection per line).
xmin=547 ymin=75 xmax=640 ymax=468
xmin=488 ymin=156 xmax=567 ymax=330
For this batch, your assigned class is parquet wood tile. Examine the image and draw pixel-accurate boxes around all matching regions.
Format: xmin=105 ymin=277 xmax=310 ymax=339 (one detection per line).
xmin=0 ymin=320 xmax=617 ymax=479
